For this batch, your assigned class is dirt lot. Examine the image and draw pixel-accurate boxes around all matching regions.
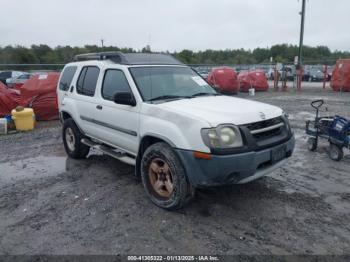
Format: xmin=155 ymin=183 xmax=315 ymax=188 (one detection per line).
xmin=0 ymin=83 xmax=350 ymax=256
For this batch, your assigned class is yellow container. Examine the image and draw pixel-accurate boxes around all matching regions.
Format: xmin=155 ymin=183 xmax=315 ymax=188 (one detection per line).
xmin=11 ymin=108 xmax=35 ymax=131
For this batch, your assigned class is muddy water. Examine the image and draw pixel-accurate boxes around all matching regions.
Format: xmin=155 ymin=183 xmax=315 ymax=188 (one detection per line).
xmin=0 ymin=156 xmax=67 ymax=182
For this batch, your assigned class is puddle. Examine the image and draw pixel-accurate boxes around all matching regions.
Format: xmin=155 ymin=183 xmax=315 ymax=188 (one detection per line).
xmin=0 ymin=156 xmax=67 ymax=183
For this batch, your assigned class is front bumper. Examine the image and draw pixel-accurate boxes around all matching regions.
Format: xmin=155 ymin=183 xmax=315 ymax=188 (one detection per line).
xmin=175 ymin=135 xmax=295 ymax=187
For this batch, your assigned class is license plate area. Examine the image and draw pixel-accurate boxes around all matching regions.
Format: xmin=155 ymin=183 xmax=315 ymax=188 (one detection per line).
xmin=271 ymin=145 xmax=287 ymax=164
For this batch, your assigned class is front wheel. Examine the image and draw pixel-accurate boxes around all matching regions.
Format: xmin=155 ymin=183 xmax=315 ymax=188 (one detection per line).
xmin=329 ymin=144 xmax=343 ymax=161
xmin=140 ymin=142 xmax=194 ymax=210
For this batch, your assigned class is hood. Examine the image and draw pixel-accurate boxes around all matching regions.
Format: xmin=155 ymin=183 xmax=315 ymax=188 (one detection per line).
xmin=158 ymin=96 xmax=283 ymax=127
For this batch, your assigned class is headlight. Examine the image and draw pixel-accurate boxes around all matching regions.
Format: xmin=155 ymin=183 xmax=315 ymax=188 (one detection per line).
xmin=220 ymin=127 xmax=236 ymax=145
xmin=201 ymin=125 xmax=243 ymax=149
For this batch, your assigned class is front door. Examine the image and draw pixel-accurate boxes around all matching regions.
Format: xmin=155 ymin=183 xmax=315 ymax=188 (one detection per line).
xmin=94 ymin=69 xmax=139 ymax=155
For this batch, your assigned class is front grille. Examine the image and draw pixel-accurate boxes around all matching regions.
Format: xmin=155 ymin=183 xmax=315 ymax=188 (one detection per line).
xmin=244 ymin=117 xmax=285 ymax=141
xmin=245 ymin=117 xmax=283 ymax=131
xmin=253 ymin=127 xmax=282 ymax=140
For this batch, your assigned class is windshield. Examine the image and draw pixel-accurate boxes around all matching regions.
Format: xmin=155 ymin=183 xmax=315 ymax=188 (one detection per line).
xmin=129 ymin=66 xmax=217 ymax=102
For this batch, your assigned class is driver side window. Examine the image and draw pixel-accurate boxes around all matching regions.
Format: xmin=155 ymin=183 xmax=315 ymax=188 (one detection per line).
xmin=102 ymin=69 xmax=132 ymax=101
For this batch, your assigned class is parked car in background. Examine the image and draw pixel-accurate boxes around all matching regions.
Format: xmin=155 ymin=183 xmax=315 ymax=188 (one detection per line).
xmin=207 ymin=67 xmax=239 ymax=94
xmin=192 ymin=68 xmax=210 ymax=80
xmin=267 ymin=66 xmax=295 ymax=81
xmin=198 ymin=70 xmax=209 ymax=79
xmin=6 ymin=73 xmax=33 ymax=89
xmin=0 ymin=71 xmax=26 ymax=85
xmin=266 ymin=68 xmax=274 ymax=80
xmin=305 ymin=69 xmax=324 ymax=82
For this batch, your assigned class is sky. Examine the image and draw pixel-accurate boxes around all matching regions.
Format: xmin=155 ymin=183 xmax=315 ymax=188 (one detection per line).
xmin=1 ymin=0 xmax=349 ymax=52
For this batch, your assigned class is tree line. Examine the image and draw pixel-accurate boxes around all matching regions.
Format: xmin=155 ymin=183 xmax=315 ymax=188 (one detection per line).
xmin=0 ymin=44 xmax=349 ymax=66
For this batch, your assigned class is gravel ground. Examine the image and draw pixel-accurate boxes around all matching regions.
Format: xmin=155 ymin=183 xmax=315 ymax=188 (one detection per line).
xmin=0 ymin=83 xmax=350 ymax=256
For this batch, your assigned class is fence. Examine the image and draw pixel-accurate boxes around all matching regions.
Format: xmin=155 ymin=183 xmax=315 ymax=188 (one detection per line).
xmin=0 ymin=61 xmax=345 ymax=91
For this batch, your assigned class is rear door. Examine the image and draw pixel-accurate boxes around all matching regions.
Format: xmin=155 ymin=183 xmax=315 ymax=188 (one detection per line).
xmin=57 ymin=66 xmax=78 ymax=106
xmin=73 ymin=66 xmax=101 ymax=136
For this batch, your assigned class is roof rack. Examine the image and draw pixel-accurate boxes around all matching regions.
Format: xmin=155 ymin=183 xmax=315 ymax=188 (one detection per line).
xmin=74 ymin=52 xmax=125 ymax=63
xmin=73 ymin=52 xmax=183 ymax=65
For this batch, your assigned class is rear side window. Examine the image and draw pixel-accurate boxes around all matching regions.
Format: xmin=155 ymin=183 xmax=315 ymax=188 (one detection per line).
xmin=102 ymin=70 xmax=132 ymax=101
xmin=76 ymin=66 xmax=100 ymax=96
xmin=59 ymin=66 xmax=77 ymax=91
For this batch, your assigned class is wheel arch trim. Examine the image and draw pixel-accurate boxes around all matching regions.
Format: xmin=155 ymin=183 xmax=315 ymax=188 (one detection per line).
xmin=60 ymin=111 xmax=85 ymax=136
xmin=135 ymin=133 xmax=177 ymax=178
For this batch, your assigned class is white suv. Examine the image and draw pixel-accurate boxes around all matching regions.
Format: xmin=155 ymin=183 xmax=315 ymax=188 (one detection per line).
xmin=57 ymin=52 xmax=295 ymax=210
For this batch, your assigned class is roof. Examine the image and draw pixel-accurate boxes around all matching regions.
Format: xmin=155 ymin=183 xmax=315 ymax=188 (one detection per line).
xmin=73 ymin=52 xmax=183 ymax=66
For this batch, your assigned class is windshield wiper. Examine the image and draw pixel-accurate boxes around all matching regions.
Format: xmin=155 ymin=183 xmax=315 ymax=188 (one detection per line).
xmin=190 ymin=92 xmax=221 ymax=98
xmin=148 ymin=95 xmax=191 ymax=102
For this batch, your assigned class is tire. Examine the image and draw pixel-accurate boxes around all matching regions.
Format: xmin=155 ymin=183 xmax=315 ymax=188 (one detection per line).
xmin=307 ymin=137 xmax=317 ymax=151
xmin=140 ymin=142 xmax=194 ymax=210
xmin=329 ymin=144 xmax=343 ymax=161
xmin=62 ymin=118 xmax=90 ymax=159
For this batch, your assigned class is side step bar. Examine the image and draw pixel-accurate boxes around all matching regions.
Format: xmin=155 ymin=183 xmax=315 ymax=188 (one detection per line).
xmin=81 ymin=138 xmax=136 ymax=166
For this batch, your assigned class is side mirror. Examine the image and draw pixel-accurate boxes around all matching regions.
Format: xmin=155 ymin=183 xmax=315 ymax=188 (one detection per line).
xmin=113 ymin=92 xmax=136 ymax=106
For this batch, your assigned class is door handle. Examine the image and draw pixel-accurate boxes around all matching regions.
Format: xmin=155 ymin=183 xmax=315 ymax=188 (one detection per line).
xmin=96 ymin=105 xmax=103 ymax=110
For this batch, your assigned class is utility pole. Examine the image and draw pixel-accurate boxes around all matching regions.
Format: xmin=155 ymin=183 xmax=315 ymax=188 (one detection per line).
xmin=101 ymin=39 xmax=104 ymax=50
xmin=296 ymin=0 xmax=306 ymax=91
xmin=298 ymin=0 xmax=306 ymax=66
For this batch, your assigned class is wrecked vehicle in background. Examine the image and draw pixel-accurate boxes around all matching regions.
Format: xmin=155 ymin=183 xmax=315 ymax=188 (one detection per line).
xmin=331 ymin=59 xmax=350 ymax=92
xmin=20 ymin=73 xmax=60 ymax=121
xmin=57 ymin=52 xmax=295 ymax=210
xmin=0 ymin=81 xmax=20 ymax=117
xmin=207 ymin=67 xmax=239 ymax=94
xmin=238 ymin=70 xmax=269 ymax=92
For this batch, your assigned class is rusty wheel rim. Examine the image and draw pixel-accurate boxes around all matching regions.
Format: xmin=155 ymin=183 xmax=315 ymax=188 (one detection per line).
xmin=148 ymin=158 xmax=174 ymax=198
xmin=65 ymin=127 xmax=75 ymax=152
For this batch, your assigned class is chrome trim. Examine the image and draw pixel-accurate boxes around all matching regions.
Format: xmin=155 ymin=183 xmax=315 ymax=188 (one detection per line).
xmin=250 ymin=122 xmax=284 ymax=135
xmin=80 ymin=115 xmax=137 ymax=137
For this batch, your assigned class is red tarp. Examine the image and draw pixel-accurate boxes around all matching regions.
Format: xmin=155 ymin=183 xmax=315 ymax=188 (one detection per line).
xmin=0 ymin=82 xmax=20 ymax=117
xmin=20 ymin=73 xmax=59 ymax=121
xmin=238 ymin=70 xmax=269 ymax=92
xmin=331 ymin=59 xmax=350 ymax=92
xmin=207 ymin=67 xmax=239 ymax=94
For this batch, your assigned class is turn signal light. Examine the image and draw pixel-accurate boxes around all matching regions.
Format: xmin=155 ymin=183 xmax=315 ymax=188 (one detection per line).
xmin=193 ymin=151 xmax=212 ymax=160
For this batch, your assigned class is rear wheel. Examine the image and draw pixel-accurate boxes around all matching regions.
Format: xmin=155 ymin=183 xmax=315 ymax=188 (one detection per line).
xmin=141 ymin=142 xmax=194 ymax=210
xmin=307 ymin=137 xmax=317 ymax=151
xmin=62 ymin=119 xmax=90 ymax=159
xmin=329 ymin=144 xmax=343 ymax=161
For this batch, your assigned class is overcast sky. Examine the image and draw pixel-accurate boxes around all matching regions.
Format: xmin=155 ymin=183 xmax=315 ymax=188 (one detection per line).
xmin=1 ymin=0 xmax=349 ymax=52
